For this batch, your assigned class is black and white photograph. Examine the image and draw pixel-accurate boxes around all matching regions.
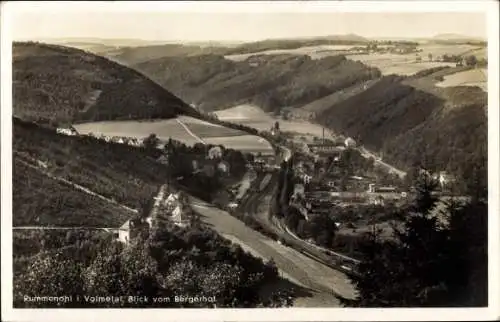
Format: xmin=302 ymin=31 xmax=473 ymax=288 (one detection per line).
xmin=1 ymin=1 xmax=499 ymax=321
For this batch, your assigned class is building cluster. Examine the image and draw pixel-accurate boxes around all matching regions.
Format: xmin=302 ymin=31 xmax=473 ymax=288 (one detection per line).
xmin=56 ymin=127 xmax=145 ymax=147
xmin=419 ymin=169 xmax=456 ymax=189
xmin=284 ymin=138 xmax=411 ymax=220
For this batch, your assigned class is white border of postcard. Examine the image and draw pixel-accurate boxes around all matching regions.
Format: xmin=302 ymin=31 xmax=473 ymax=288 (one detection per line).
xmin=1 ymin=1 xmax=499 ymax=321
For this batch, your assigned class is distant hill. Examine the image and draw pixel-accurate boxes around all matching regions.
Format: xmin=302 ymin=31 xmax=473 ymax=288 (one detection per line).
xmin=132 ymin=53 xmax=381 ymax=113
xmin=13 ymin=42 xmax=198 ymax=126
xmin=224 ymin=34 xmax=369 ymax=56
xmin=430 ymin=34 xmax=486 ymax=45
xmin=104 ymin=44 xmax=231 ymax=65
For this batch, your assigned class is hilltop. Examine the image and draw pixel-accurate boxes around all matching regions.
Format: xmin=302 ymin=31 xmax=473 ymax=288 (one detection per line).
xmin=13 ymin=42 xmax=198 ymax=126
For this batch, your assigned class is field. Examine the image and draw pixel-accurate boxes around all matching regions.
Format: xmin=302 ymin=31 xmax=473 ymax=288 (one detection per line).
xmin=74 ymin=115 xmax=272 ymax=154
xmin=215 ymin=105 xmax=332 ymax=139
xmin=416 ymin=43 xmax=484 ymax=58
xmin=74 ymin=118 xmax=203 ymax=145
xmin=436 ymin=68 xmax=487 ymax=91
xmin=74 ymin=116 xmax=245 ymax=142
xmin=203 ymin=135 xmax=274 ymax=155
xmin=225 ymin=45 xmax=358 ymax=61
xmin=346 ymin=54 xmax=457 ymax=76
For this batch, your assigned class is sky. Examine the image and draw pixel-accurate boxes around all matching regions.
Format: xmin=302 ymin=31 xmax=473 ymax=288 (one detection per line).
xmin=9 ymin=3 xmax=488 ymax=42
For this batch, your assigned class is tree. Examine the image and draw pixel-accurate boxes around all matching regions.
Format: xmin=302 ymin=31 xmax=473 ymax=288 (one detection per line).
xmin=465 ymin=55 xmax=478 ymax=67
xmin=428 ymin=53 xmax=433 ymax=62
xmin=345 ymin=171 xmax=488 ymax=307
xmin=16 ymin=252 xmax=85 ymax=308
xmin=143 ymin=133 xmax=160 ymax=150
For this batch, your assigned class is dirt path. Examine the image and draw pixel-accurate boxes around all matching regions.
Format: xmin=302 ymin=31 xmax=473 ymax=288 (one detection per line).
xmin=175 ymin=118 xmax=206 ymax=144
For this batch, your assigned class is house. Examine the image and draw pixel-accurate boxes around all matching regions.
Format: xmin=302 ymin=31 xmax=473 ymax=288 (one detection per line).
xmin=368 ymin=184 xmax=398 ymax=193
xmin=307 ymin=143 xmax=345 ymax=156
xmin=437 ymin=171 xmax=456 ymax=188
xmin=128 ymin=138 xmax=140 ymax=147
xmin=370 ymin=195 xmax=385 ymax=206
xmin=165 ymin=193 xmax=180 ymax=211
xmin=217 ymin=160 xmax=230 ymax=175
xmin=208 ymin=146 xmax=223 ymax=160
xmin=170 ymin=204 xmax=191 ymax=227
xmin=56 ymin=127 xmax=78 ymax=136
xmin=344 ymin=137 xmax=356 ymax=148
xmin=192 ymin=160 xmax=199 ymax=171
xmin=156 ymin=155 xmax=170 ymax=165
xmin=302 ymin=174 xmax=312 ymax=185
xmin=292 ymin=184 xmax=305 ymax=201
xmin=117 ymin=217 xmax=148 ymax=245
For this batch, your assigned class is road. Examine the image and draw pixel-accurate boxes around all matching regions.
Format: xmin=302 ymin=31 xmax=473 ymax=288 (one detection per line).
xmin=189 ymin=193 xmax=356 ymax=306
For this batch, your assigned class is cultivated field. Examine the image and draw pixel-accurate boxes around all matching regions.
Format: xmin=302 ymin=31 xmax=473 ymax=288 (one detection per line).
xmin=215 ymin=105 xmax=334 ymax=139
xmin=74 ymin=116 xmax=244 ymax=143
xmin=204 ymin=135 xmax=274 ymax=155
xmin=436 ymin=68 xmax=487 ymax=91
xmin=416 ymin=43 xmax=484 ymax=58
xmin=346 ymin=54 xmax=457 ymax=76
xmin=74 ymin=115 xmax=271 ymax=153
xmin=225 ymin=45 xmax=358 ymax=61
xmin=74 ymin=118 xmax=203 ymax=145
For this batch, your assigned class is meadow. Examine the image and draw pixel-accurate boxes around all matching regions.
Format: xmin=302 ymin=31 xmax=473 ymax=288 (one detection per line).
xmin=346 ymin=54 xmax=457 ymax=76
xmin=436 ymin=68 xmax=487 ymax=91
xmin=224 ymin=45 xmax=358 ymax=62
xmin=74 ymin=115 xmax=272 ymax=154
xmin=215 ymin=105 xmax=332 ymax=139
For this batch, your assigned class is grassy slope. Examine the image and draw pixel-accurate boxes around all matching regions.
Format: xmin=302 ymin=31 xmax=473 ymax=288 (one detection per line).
xmin=14 ymin=118 xmax=168 ymax=213
xmin=13 ymin=160 xmax=132 ymax=227
xmin=13 ymin=42 xmax=197 ymax=126
xmin=133 ymin=54 xmax=381 ymax=113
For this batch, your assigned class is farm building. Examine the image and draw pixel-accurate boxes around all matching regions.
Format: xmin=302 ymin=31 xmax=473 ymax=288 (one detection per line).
xmin=117 ymin=217 xmax=149 ymax=245
xmin=307 ymin=143 xmax=345 ymax=156
xmin=56 ymin=127 xmax=78 ymax=136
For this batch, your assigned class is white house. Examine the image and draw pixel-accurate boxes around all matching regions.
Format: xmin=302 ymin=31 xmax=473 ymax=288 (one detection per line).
xmin=438 ymin=171 xmax=455 ymax=188
xmin=208 ymin=146 xmax=223 ymax=160
xmin=344 ymin=137 xmax=356 ymax=148
xmin=56 ymin=128 xmax=78 ymax=136
xmin=171 ymin=204 xmax=191 ymax=227
xmin=117 ymin=218 xmax=147 ymax=245
xmin=165 ymin=193 xmax=180 ymax=210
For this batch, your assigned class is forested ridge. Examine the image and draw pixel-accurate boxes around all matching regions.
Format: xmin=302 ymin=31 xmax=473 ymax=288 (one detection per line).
xmin=13 ymin=42 xmax=197 ymax=126
xmin=133 ymin=54 xmax=381 ymax=113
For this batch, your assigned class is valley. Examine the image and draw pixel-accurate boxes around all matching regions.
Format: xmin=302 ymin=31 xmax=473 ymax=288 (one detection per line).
xmin=9 ymin=27 xmax=489 ymax=310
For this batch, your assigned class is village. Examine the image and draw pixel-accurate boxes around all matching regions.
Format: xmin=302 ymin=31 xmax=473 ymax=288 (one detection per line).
xmin=267 ymin=122 xmax=457 ymax=225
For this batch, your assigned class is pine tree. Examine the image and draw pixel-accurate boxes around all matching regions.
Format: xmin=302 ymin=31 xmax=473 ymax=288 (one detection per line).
xmin=346 ymin=170 xmax=487 ymax=307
